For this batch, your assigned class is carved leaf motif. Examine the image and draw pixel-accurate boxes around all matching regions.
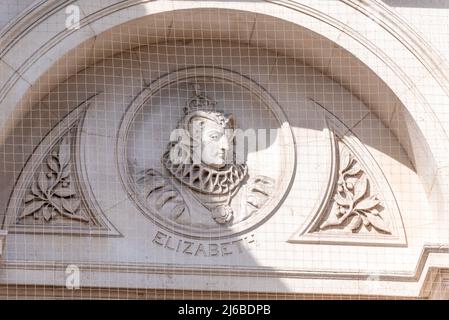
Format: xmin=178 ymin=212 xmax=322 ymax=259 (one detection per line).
xmin=353 ymin=175 xmax=367 ymax=202
xmin=47 ymin=156 xmax=59 ymax=173
xmin=53 ymin=186 xmax=76 ymax=198
xmin=19 ymin=200 xmax=45 ymax=218
xmin=344 ymin=162 xmax=361 ymax=176
xmin=58 ymin=137 xmax=71 ymax=168
xmin=61 ymin=166 xmax=71 ymax=179
xmin=320 ymin=207 xmax=343 ymax=229
xmin=42 ymin=205 xmax=53 ymax=221
xmin=345 ymin=187 xmax=354 ymax=202
xmin=62 ymin=198 xmax=80 ymax=213
xmin=37 ymin=171 xmax=49 ymax=194
xmin=366 ymin=214 xmax=390 ymax=233
xmin=347 ymin=215 xmax=362 ymax=232
xmin=370 ymin=207 xmax=381 ymax=216
xmin=334 ymin=193 xmax=349 ymax=207
xmin=340 ymin=148 xmax=352 ymax=171
xmin=19 ymin=132 xmax=89 ymax=224
xmin=355 ymin=195 xmax=379 ymax=211
xmin=31 ymin=181 xmax=42 ymax=197
xmin=361 ymin=214 xmax=370 ymax=226
xmin=320 ymin=145 xmax=391 ymax=235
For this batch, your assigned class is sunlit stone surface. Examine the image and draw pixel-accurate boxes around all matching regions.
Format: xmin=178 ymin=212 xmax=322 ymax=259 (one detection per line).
xmin=0 ymin=0 xmax=449 ymax=299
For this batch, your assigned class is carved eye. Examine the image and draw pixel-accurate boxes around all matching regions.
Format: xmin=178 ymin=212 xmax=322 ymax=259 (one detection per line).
xmin=210 ymin=134 xmax=219 ymax=140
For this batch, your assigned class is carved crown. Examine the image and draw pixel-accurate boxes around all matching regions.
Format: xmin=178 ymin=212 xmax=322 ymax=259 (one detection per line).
xmin=183 ymin=84 xmax=217 ymax=114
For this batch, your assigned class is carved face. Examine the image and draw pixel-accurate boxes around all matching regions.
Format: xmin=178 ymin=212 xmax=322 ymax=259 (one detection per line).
xmin=199 ymin=118 xmax=231 ymax=169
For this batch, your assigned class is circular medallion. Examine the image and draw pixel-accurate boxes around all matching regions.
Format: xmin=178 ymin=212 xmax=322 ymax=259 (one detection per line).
xmin=117 ymin=67 xmax=296 ymax=239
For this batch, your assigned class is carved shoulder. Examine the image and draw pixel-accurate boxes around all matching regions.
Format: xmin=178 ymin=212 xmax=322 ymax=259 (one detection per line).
xmin=246 ymin=175 xmax=275 ymax=211
xmin=136 ymin=169 xmax=189 ymax=222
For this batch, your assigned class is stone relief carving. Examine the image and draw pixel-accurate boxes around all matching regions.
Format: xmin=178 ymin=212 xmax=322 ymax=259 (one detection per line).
xmin=18 ymin=132 xmax=89 ymax=223
xmin=289 ymin=108 xmax=406 ymax=246
xmin=135 ymin=85 xmax=275 ymax=228
xmin=319 ymin=144 xmax=390 ymax=234
xmin=8 ymin=96 xmax=121 ymax=236
xmin=118 ymin=67 xmax=296 ymax=239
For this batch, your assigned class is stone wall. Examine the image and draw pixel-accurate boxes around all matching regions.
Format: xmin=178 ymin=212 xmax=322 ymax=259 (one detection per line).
xmin=0 ymin=0 xmax=448 ymax=299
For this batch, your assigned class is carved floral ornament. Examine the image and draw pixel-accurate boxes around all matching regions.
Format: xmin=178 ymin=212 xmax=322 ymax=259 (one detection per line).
xmin=5 ymin=97 xmax=121 ymax=236
xmin=18 ymin=134 xmax=88 ymax=223
xmin=289 ymin=116 xmax=406 ymax=247
xmin=320 ymin=144 xmax=390 ymax=234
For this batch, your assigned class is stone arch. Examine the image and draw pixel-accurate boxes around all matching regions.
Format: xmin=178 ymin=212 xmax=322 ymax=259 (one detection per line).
xmin=1 ymin=1 xmax=447 ymax=212
xmin=0 ymin=0 xmax=448 ymax=298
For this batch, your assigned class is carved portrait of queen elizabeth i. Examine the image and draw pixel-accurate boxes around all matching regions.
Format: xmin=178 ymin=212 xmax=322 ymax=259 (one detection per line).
xmin=136 ymin=85 xmax=275 ymax=229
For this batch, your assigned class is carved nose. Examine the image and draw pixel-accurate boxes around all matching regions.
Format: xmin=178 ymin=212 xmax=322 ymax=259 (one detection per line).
xmin=219 ymin=136 xmax=229 ymax=150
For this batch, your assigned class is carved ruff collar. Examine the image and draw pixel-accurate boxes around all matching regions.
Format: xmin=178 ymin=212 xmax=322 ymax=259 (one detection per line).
xmin=162 ymin=151 xmax=248 ymax=195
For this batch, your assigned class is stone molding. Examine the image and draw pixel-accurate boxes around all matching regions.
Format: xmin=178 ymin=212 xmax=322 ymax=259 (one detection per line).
xmin=2 ymin=244 xmax=449 ymax=298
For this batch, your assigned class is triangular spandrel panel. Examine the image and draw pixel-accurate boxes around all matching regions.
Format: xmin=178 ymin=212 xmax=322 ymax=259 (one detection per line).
xmin=289 ymin=110 xmax=407 ymax=247
xmin=6 ymin=96 xmax=120 ymax=236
